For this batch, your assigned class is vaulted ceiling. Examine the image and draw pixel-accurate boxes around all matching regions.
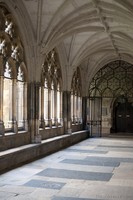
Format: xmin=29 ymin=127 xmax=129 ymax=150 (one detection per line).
xmin=6 ymin=0 xmax=133 ymax=92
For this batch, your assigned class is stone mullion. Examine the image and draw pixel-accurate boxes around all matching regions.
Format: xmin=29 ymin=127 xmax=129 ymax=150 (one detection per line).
xmin=48 ymin=88 xmax=52 ymax=128
xmin=76 ymin=95 xmax=78 ymax=123
xmin=23 ymin=82 xmax=28 ymax=131
xmin=12 ymin=78 xmax=18 ymax=133
xmin=68 ymin=91 xmax=72 ymax=133
xmin=0 ymin=76 xmax=4 ymax=135
xmin=54 ymin=90 xmax=57 ymax=127
xmin=60 ymin=91 xmax=63 ymax=125
xmin=82 ymin=96 xmax=87 ymax=130
xmin=73 ymin=95 xmax=76 ymax=124
xmin=78 ymin=96 xmax=81 ymax=123
xmin=40 ymin=86 xmax=45 ymax=128
xmin=71 ymin=94 xmax=74 ymax=124
xmin=77 ymin=96 xmax=80 ymax=123
xmin=80 ymin=97 xmax=82 ymax=123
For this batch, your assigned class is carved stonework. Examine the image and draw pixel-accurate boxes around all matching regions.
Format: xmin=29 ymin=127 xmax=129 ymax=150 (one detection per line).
xmin=42 ymin=49 xmax=62 ymax=88
xmin=40 ymin=48 xmax=63 ymax=129
xmin=89 ymin=60 xmax=133 ymax=98
xmin=0 ymin=8 xmax=5 ymax=31
xmin=71 ymin=67 xmax=82 ymax=96
xmin=0 ymin=5 xmax=28 ymax=136
xmin=0 ymin=5 xmax=26 ymax=74
xmin=71 ymin=67 xmax=82 ymax=125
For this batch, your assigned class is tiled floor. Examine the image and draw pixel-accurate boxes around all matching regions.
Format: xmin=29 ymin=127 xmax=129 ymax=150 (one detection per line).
xmin=1 ymin=135 xmax=133 ymax=200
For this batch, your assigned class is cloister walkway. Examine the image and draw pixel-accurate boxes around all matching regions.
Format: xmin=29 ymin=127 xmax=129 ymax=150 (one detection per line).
xmin=0 ymin=134 xmax=133 ymax=200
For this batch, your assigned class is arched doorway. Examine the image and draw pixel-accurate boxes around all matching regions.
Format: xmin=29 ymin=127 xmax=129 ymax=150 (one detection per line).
xmin=113 ymin=96 xmax=133 ymax=133
xmin=88 ymin=60 xmax=133 ymax=136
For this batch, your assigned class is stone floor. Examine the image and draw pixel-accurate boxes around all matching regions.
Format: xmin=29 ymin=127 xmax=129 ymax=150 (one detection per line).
xmin=1 ymin=135 xmax=133 ymax=200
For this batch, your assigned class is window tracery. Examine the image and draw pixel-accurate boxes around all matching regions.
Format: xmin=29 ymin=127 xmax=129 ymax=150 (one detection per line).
xmin=0 ymin=5 xmax=27 ymax=134
xmin=89 ymin=60 xmax=133 ymax=98
xmin=40 ymin=49 xmax=62 ymax=128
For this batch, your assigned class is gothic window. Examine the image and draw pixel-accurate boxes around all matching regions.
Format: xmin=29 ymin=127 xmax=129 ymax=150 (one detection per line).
xmin=71 ymin=67 xmax=82 ymax=124
xmin=40 ymin=49 xmax=62 ymax=128
xmin=0 ymin=6 xmax=27 ymax=134
xmin=88 ymin=60 xmax=133 ymax=98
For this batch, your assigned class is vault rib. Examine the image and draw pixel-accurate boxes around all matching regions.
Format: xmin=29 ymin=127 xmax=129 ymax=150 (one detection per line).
xmin=92 ymin=0 xmax=119 ymax=57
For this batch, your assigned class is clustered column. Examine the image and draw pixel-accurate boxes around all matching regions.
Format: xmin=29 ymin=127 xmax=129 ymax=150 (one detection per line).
xmin=0 ymin=75 xmax=4 ymax=135
xmin=63 ymin=91 xmax=72 ymax=134
xmin=28 ymin=82 xmax=41 ymax=143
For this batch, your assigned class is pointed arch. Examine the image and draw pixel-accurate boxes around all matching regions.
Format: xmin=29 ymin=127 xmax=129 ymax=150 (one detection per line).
xmin=39 ymin=48 xmax=63 ymax=129
xmin=0 ymin=4 xmax=28 ymax=134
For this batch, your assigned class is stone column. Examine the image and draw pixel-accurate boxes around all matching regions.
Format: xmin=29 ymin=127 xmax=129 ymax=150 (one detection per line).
xmin=28 ymin=82 xmax=41 ymax=143
xmin=23 ymin=82 xmax=28 ymax=131
xmin=54 ymin=90 xmax=57 ymax=127
xmin=82 ymin=96 xmax=87 ymax=130
xmin=0 ymin=56 xmax=4 ymax=135
xmin=48 ymin=88 xmax=52 ymax=128
xmin=63 ymin=91 xmax=72 ymax=134
xmin=60 ymin=91 xmax=63 ymax=126
xmin=73 ymin=94 xmax=76 ymax=124
xmin=40 ymin=86 xmax=45 ymax=128
xmin=12 ymin=78 xmax=18 ymax=133
xmin=0 ymin=76 xmax=4 ymax=135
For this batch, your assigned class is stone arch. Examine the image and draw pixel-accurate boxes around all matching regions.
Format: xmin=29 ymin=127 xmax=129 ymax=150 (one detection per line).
xmin=88 ymin=60 xmax=133 ymax=136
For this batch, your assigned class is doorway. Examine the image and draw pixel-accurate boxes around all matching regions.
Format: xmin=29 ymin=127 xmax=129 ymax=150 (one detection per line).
xmin=114 ymin=97 xmax=133 ymax=133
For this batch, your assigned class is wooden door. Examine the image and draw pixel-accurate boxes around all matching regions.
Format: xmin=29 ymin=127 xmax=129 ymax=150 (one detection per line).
xmin=116 ymin=101 xmax=133 ymax=133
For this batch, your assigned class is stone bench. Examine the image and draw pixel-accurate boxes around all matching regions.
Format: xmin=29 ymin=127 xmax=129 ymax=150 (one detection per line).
xmin=0 ymin=130 xmax=89 ymax=174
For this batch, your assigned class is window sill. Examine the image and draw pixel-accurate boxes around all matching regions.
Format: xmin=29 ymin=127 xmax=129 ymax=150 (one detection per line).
xmin=4 ymin=132 xmax=16 ymax=136
xmin=4 ymin=130 xmax=27 ymax=136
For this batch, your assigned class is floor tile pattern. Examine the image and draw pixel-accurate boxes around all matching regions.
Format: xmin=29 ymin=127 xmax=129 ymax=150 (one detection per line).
xmin=37 ymin=168 xmax=112 ymax=181
xmin=0 ymin=135 xmax=133 ymax=199
xmin=24 ymin=179 xmax=66 ymax=189
xmin=61 ymin=158 xmax=120 ymax=167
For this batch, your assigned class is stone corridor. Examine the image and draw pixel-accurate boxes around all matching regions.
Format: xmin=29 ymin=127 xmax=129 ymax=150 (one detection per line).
xmin=0 ymin=135 xmax=133 ymax=200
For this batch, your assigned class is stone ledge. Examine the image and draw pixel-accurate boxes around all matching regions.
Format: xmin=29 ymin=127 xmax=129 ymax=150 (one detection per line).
xmin=0 ymin=130 xmax=89 ymax=174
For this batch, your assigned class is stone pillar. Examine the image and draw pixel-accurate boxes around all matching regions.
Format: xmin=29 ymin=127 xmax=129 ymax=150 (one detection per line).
xmin=23 ymin=82 xmax=28 ymax=131
xmin=60 ymin=91 xmax=63 ymax=126
xmin=28 ymin=82 xmax=41 ymax=143
xmin=40 ymin=86 xmax=45 ymax=128
xmin=12 ymin=78 xmax=18 ymax=133
xmin=63 ymin=91 xmax=72 ymax=134
xmin=48 ymin=88 xmax=52 ymax=128
xmin=54 ymin=90 xmax=57 ymax=127
xmin=82 ymin=96 xmax=87 ymax=130
xmin=0 ymin=76 xmax=4 ymax=135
